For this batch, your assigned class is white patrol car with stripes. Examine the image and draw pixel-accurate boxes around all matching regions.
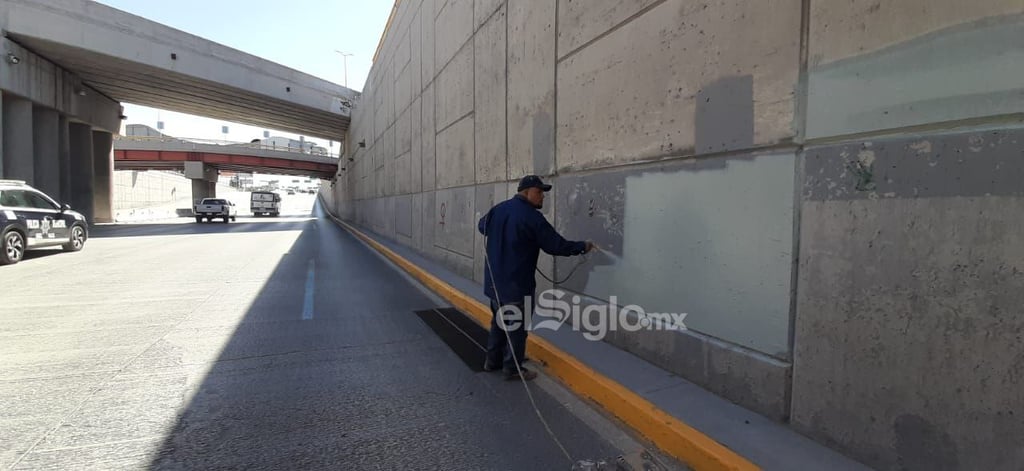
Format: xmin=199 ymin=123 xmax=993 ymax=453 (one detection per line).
xmin=0 ymin=180 xmax=88 ymax=265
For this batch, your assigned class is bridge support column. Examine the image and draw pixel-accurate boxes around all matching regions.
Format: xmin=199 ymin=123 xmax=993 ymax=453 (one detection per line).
xmin=69 ymin=123 xmax=95 ymax=223
xmin=58 ymin=116 xmax=71 ymax=205
xmin=92 ymin=131 xmax=114 ymax=223
xmin=184 ymin=161 xmax=218 ymax=204
xmin=191 ymin=179 xmax=217 ymax=203
xmin=33 ymin=107 xmax=60 ymax=199
xmin=2 ymin=95 xmax=34 ymax=181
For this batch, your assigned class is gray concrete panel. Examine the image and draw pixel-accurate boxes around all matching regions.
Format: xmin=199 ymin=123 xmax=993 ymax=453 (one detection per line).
xmin=805 ymin=128 xmax=1024 ymax=201
xmin=384 ymin=146 xmax=396 ymax=197
xmin=434 ymin=0 xmax=474 ymax=71
xmin=439 ymin=247 xmax=476 ymax=282
xmin=695 ymin=75 xmax=754 ymax=155
xmin=434 ymin=186 xmax=474 ymax=257
xmin=423 ymin=190 xmax=437 ymax=254
xmin=371 ymin=90 xmax=385 ymax=143
xmin=475 ymin=0 xmax=503 ymax=30
xmin=552 ymin=172 xmax=626 ymax=259
xmin=374 ymin=166 xmax=385 ymax=199
xmin=395 ymin=151 xmax=412 ymax=195
xmin=411 ymin=191 xmax=424 ymax=251
xmin=435 ymin=115 xmax=475 ymax=189
xmin=383 ymin=125 xmax=396 ymax=166
xmin=2 ymin=94 xmax=33 ymax=182
xmin=794 ymin=130 xmax=1024 ymax=470
xmin=395 ymin=194 xmax=413 ymax=239
xmin=393 ymin=0 xmax=417 ymax=51
xmin=555 ymin=0 xmax=800 ymax=171
xmin=474 ymin=5 xmax=508 ymax=184
xmin=507 ymin=0 xmax=556 ymax=179
xmin=421 ymin=84 xmax=437 ymax=191
xmin=567 ymin=288 xmax=792 ymax=421
xmin=807 ymin=12 xmax=1024 ymax=139
xmin=393 ymin=28 xmax=412 ymax=76
xmin=553 ymin=153 xmax=797 ymax=357
xmin=68 ymin=123 xmax=93 ymax=222
xmin=556 ymin=0 xmax=661 ymax=58
xmin=32 ymin=107 xmax=60 ymax=198
xmin=808 ymin=0 xmax=1023 ymax=67
xmin=411 ymin=97 xmax=423 ymax=193
xmin=395 ymin=62 xmax=414 ymax=117
xmin=435 ymin=43 xmax=474 ymax=131
xmin=705 ymin=339 xmax=791 ymax=422
xmin=410 ymin=8 xmax=423 ymax=94
xmin=396 ymin=106 xmax=412 ymax=156
xmin=421 ymin=0 xmax=437 ymax=86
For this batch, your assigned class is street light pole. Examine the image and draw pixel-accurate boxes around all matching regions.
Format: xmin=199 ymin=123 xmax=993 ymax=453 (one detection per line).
xmin=334 ymin=50 xmax=353 ymax=88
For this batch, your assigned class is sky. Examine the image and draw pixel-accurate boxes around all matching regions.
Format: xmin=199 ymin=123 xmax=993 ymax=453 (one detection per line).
xmin=95 ymin=0 xmax=394 ymax=150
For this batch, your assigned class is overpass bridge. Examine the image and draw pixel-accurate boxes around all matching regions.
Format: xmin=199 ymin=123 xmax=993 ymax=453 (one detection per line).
xmin=0 ymin=0 xmax=353 ymax=223
xmin=114 ymin=134 xmax=340 ymax=201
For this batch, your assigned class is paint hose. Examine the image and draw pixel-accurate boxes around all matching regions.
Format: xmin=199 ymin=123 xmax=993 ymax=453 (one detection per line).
xmin=483 ymin=233 xmax=576 ymax=465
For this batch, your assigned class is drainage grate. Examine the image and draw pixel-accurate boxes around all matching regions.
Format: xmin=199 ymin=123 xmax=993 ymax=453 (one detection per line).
xmin=414 ymin=307 xmax=490 ymax=372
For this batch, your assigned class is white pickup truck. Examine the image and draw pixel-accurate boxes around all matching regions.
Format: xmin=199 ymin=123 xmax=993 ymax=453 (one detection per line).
xmin=194 ymin=198 xmax=237 ymax=223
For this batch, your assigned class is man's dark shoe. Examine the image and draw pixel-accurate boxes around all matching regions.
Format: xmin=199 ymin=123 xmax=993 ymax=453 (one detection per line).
xmin=504 ymin=367 xmax=538 ymax=381
xmin=483 ymin=361 xmax=500 ymax=372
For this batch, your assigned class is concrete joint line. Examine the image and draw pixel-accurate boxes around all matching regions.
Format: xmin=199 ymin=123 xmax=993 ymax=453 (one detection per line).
xmin=555 ymin=0 xmax=671 ymax=64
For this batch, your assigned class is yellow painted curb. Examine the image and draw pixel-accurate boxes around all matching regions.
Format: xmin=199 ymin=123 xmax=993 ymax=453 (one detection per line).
xmin=331 ymin=215 xmax=760 ymax=471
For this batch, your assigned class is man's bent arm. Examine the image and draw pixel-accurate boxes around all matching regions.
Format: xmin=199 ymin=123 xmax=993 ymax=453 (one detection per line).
xmin=532 ymin=213 xmax=587 ymax=256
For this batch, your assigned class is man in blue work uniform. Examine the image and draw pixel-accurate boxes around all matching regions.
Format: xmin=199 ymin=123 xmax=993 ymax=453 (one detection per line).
xmin=477 ymin=175 xmax=593 ymax=380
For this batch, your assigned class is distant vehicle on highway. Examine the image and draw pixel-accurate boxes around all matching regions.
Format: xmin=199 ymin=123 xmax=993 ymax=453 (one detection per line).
xmin=0 ymin=180 xmax=88 ymax=265
xmin=194 ymin=198 xmax=237 ymax=223
xmin=286 ymin=189 xmax=295 ymax=195
xmin=250 ymin=191 xmax=281 ymax=217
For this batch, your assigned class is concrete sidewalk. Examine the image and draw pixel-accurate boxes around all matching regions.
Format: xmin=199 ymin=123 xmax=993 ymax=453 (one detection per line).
xmin=334 ymin=218 xmax=874 ymax=471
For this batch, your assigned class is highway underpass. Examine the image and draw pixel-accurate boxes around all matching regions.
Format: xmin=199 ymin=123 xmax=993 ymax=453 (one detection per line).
xmin=0 ymin=195 xmax=686 ymax=470
xmin=0 ymin=0 xmax=351 ymax=223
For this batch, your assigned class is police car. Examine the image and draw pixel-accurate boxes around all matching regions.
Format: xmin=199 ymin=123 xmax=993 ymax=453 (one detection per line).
xmin=0 ymin=180 xmax=88 ymax=265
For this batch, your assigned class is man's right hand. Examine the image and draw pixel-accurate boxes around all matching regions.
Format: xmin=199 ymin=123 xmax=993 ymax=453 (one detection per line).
xmin=584 ymin=241 xmax=596 ymax=253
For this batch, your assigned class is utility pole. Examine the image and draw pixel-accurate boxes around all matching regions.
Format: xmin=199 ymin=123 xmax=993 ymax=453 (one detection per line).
xmin=335 ymin=50 xmax=353 ymax=88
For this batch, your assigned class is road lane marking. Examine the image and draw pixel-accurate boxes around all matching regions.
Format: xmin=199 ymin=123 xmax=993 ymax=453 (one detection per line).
xmin=302 ymin=259 xmax=315 ymax=320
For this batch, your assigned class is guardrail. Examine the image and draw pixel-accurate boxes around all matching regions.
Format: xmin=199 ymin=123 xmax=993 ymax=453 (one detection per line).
xmin=114 ymin=135 xmax=341 ymax=158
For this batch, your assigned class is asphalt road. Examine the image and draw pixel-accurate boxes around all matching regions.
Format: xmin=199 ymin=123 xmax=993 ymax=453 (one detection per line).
xmin=0 ymin=194 xmax=684 ymax=470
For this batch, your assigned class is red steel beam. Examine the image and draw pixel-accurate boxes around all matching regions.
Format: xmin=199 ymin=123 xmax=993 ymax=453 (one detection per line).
xmin=114 ymin=149 xmax=338 ymax=177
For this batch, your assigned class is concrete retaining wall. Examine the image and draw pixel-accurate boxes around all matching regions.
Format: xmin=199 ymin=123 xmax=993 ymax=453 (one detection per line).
xmin=113 ymin=170 xmax=233 ymax=222
xmin=330 ymin=1 xmax=1024 ymax=469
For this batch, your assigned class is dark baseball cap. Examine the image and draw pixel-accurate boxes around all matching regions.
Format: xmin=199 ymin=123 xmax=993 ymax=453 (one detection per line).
xmin=517 ymin=175 xmax=552 ymax=192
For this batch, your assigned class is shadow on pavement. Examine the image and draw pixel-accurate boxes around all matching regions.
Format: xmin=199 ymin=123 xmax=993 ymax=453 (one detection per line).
xmin=143 ymin=203 xmax=628 ymax=470
xmin=20 ymin=248 xmax=66 ymax=262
